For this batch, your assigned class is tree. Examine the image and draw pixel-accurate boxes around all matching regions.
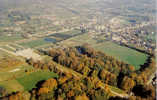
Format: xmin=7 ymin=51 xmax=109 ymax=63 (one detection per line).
xmin=0 ymin=87 xmax=7 ymax=97
xmin=42 ymin=78 xmax=58 ymax=90
xmin=67 ymin=90 xmax=74 ymax=98
xmin=75 ymin=93 xmax=89 ymax=100
xmin=120 ymin=76 xmax=135 ymax=92
xmin=38 ymin=87 xmax=50 ymax=95
xmin=81 ymin=66 xmax=91 ymax=76
xmin=9 ymin=92 xmax=28 ymax=100
xmin=99 ymin=69 xmax=117 ymax=86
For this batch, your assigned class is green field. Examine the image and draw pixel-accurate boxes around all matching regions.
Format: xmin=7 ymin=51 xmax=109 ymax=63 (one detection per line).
xmin=19 ymin=38 xmax=55 ymax=48
xmin=92 ymin=41 xmax=148 ymax=69
xmin=17 ymin=71 xmax=58 ymax=91
xmin=0 ymin=35 xmax=24 ymax=42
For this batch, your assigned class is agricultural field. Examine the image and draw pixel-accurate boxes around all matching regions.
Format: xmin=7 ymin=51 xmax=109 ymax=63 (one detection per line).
xmin=0 ymin=34 xmax=24 ymax=42
xmin=92 ymin=41 xmax=148 ymax=70
xmin=49 ymin=29 xmax=81 ymax=39
xmin=18 ymin=30 xmax=82 ymax=49
xmin=0 ymin=64 xmax=32 ymax=93
xmin=19 ymin=38 xmax=57 ymax=48
xmin=0 ymin=63 xmax=58 ymax=93
xmin=60 ymin=33 xmax=148 ymax=70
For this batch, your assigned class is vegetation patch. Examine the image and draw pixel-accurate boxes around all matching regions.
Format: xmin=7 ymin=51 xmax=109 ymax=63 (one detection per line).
xmin=49 ymin=30 xmax=81 ymax=39
xmin=50 ymin=33 xmax=71 ymax=39
xmin=0 ymin=35 xmax=24 ymax=42
xmin=0 ymin=64 xmax=33 ymax=92
xmin=0 ymin=80 xmax=24 ymax=93
xmin=19 ymin=38 xmax=55 ymax=48
xmin=92 ymin=41 xmax=148 ymax=70
xmin=16 ymin=71 xmax=58 ymax=91
xmin=44 ymin=37 xmax=57 ymax=43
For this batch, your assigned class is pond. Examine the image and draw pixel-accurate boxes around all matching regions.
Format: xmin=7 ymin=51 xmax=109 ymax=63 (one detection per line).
xmin=129 ymin=20 xmax=136 ymax=23
xmin=44 ymin=38 xmax=57 ymax=43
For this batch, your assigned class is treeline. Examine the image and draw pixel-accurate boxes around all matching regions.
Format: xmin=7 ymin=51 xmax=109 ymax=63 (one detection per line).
xmin=0 ymin=45 xmax=156 ymax=100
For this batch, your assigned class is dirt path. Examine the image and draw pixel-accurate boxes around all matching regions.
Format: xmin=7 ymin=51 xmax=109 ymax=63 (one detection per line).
xmin=9 ymin=68 xmax=20 ymax=72
xmin=110 ymin=90 xmax=129 ymax=98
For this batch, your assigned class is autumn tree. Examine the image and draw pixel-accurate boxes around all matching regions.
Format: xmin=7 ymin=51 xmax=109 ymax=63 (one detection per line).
xmin=120 ymin=76 xmax=135 ymax=92
xmin=75 ymin=93 xmax=89 ymax=100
